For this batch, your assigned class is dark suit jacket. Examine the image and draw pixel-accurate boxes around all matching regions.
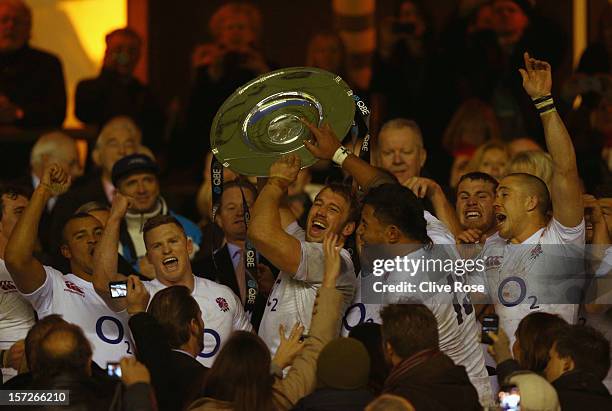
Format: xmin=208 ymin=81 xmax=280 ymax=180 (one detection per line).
xmin=0 ymin=45 xmax=66 ymax=128
xmin=129 ymin=312 xmax=207 ymax=411
xmin=192 ymin=244 xmax=273 ymax=331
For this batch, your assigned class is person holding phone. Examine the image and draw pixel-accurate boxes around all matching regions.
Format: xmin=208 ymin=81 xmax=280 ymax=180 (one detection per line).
xmin=92 ymin=193 xmax=252 ymax=368
xmin=4 ymin=164 xmax=132 ymax=368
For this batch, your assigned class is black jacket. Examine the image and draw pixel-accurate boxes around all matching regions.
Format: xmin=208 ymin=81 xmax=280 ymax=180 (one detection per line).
xmin=383 ymin=350 xmax=481 ymax=411
xmin=291 ymin=387 xmax=375 ymax=411
xmin=0 ymin=45 xmax=66 ymax=128
xmin=552 ymin=370 xmax=612 ymax=411
xmin=75 ymin=69 xmax=164 ymax=151
xmin=129 ymin=312 xmax=207 ymax=411
xmin=192 ymin=243 xmax=273 ymax=331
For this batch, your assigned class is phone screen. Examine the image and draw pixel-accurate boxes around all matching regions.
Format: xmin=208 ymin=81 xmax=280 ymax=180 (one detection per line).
xmin=481 ymin=314 xmax=499 ymax=344
xmin=499 ymin=384 xmax=520 ymax=410
xmin=106 ymin=362 xmax=122 ymax=378
xmin=109 ymin=281 xmax=127 ymax=298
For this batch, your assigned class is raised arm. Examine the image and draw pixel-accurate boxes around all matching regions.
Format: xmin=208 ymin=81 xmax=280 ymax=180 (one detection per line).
xmin=519 ymin=52 xmax=583 ymax=227
xmin=5 ymin=165 xmax=70 ymax=293
xmin=248 ymin=155 xmax=302 ymax=273
xmin=302 ymin=122 xmax=394 ymax=191
xmin=272 ymin=233 xmax=344 ymax=408
xmin=93 ymin=193 xmax=130 ymax=311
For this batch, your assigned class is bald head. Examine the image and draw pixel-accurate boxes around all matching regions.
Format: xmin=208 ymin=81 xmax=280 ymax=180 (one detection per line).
xmin=30 ymin=132 xmax=82 ymax=180
xmin=505 ymin=173 xmax=550 ymax=214
xmin=36 ymin=322 xmax=92 ymax=377
xmin=25 ymin=314 xmax=67 ymax=372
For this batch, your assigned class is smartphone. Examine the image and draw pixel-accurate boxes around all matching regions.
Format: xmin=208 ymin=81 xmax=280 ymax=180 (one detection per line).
xmin=109 ymin=281 xmax=128 ymax=298
xmin=498 ymin=384 xmax=521 ymax=410
xmin=106 ymin=362 xmax=122 ymax=378
xmin=481 ymin=314 xmax=499 ymax=344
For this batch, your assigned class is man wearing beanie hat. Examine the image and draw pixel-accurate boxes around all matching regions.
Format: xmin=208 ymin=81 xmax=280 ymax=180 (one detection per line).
xmin=111 ymin=153 xmax=202 ymax=277
xmin=292 ymin=337 xmax=375 ymax=411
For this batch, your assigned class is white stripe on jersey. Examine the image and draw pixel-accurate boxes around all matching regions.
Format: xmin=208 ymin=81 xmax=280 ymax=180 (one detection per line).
xmin=258 ymin=222 xmax=356 ymax=355
xmin=20 ymin=266 xmax=132 ymax=366
xmin=143 ymin=276 xmax=252 ymax=367
xmin=0 ymin=259 xmax=35 ymax=350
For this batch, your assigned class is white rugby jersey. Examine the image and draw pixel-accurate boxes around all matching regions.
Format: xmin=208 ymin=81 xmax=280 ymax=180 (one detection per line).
xmin=480 ymin=218 xmax=585 ymax=344
xmin=0 ymin=259 xmax=35 ymax=350
xmin=21 ymin=266 xmax=132 ymax=367
xmin=258 ymin=222 xmax=356 ymax=355
xmin=342 ymin=211 xmax=492 ymax=405
xmin=143 ymin=275 xmax=252 ymax=367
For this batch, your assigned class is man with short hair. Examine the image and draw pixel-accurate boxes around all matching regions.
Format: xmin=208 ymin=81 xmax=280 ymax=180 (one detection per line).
xmin=76 ymin=28 xmax=164 ymax=150
xmin=380 ymin=304 xmax=481 ymax=410
xmin=248 ymin=155 xmax=357 ymax=355
xmin=4 ymin=164 xmax=132 ymax=367
xmin=0 ymin=185 xmax=35 ymax=381
xmin=0 ymin=0 xmax=66 ymax=128
xmin=455 ymin=172 xmax=499 ymax=243
xmin=377 ymin=119 xmax=427 ymax=185
xmin=111 ymin=153 xmax=202 ymax=276
xmin=93 ymin=193 xmax=252 ymax=367
xmin=192 ymin=180 xmax=274 ymax=329
xmin=127 ymin=279 xmax=208 ymax=411
xmin=544 ymin=325 xmax=612 ymax=409
xmin=480 ymin=54 xmax=585 ymax=342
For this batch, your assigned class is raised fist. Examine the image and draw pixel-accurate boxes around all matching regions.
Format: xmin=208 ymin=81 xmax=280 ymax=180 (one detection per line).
xmin=40 ymin=164 xmax=71 ymax=196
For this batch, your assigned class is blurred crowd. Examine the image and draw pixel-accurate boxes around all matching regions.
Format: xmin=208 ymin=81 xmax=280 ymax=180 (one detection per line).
xmin=1 ymin=0 xmax=612 ymax=410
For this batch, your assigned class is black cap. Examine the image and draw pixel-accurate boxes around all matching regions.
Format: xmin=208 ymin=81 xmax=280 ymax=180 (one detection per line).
xmin=111 ymin=154 xmax=159 ymax=186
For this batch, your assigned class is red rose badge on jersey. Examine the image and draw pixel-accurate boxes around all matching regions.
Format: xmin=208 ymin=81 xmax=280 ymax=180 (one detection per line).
xmin=216 ymin=297 xmax=230 ymax=312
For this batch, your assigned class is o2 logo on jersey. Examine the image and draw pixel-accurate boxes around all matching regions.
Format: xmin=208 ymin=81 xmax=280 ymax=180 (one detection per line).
xmin=96 ymin=316 xmax=132 ymax=354
xmin=198 ymin=329 xmax=221 ymax=358
xmin=498 ymin=277 xmax=539 ymax=309
xmin=342 ymin=303 xmax=374 ymax=332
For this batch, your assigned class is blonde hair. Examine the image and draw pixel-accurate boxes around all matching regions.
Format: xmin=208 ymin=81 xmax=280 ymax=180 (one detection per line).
xmin=442 ymin=99 xmax=501 ymax=152
xmin=466 ymin=141 xmax=509 ymax=174
xmin=209 ymin=2 xmax=262 ymax=43
xmin=507 ymin=150 xmax=554 ymax=188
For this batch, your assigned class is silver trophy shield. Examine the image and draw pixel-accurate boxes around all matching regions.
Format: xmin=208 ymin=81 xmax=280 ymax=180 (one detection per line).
xmin=210 ymin=67 xmax=356 ymax=176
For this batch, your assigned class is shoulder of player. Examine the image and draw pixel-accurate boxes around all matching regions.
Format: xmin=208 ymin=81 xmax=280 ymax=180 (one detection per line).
xmin=193 ymin=276 xmax=241 ymax=304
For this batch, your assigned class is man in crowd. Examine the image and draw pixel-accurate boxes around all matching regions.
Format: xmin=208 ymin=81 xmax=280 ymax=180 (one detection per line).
xmin=377 ymin=119 xmax=427 ymax=185
xmin=127 ymin=278 xmax=208 ymax=411
xmin=93 ymin=193 xmax=252 ymax=367
xmin=51 ymin=116 xmax=142 ymax=227
xmin=480 ymin=53 xmax=585 ymax=342
xmin=545 ymin=324 xmax=612 ymax=409
xmin=0 ymin=0 xmax=65 ymax=128
xmin=75 ymin=29 xmax=164 ymax=151
xmin=0 ymin=185 xmax=34 ymax=380
xmin=4 ymin=164 xmax=132 ymax=367
xmin=110 ymin=153 xmax=201 ymax=277
xmin=380 ymin=304 xmax=481 ymax=410
xmin=192 ymin=180 xmax=275 ymax=329
xmin=23 ymin=131 xmax=82 ymax=254
xmin=248 ymin=154 xmax=357 ymax=354
xmin=455 ymin=172 xmax=499 ymax=244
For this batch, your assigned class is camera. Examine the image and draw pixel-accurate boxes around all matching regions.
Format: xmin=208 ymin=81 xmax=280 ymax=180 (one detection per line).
xmin=109 ymin=281 xmax=127 ymax=298
xmin=498 ymin=384 xmax=521 ymax=410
